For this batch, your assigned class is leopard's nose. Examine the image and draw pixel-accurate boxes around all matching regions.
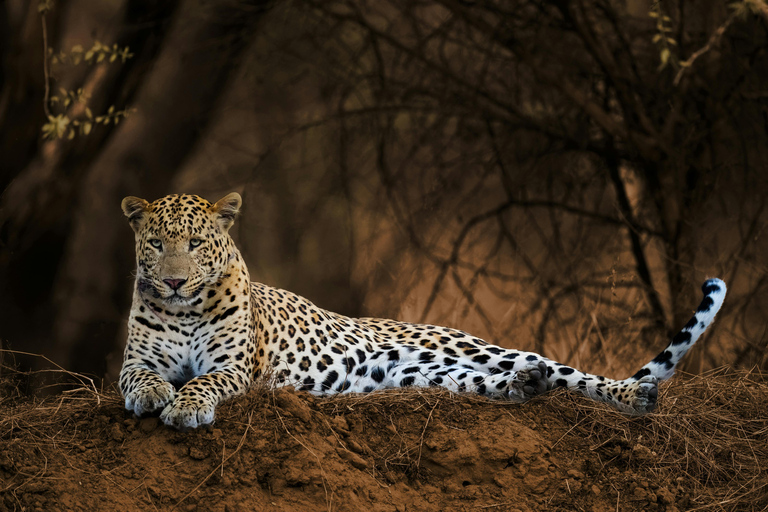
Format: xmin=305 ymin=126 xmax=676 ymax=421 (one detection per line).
xmin=163 ymin=278 xmax=187 ymax=290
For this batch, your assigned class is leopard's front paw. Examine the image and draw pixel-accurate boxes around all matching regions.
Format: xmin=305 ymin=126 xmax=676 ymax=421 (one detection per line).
xmin=159 ymin=396 xmax=216 ymax=431
xmin=125 ymin=382 xmax=175 ymax=417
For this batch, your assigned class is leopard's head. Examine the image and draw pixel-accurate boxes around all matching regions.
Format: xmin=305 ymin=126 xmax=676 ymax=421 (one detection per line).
xmin=121 ymin=193 xmax=241 ymax=306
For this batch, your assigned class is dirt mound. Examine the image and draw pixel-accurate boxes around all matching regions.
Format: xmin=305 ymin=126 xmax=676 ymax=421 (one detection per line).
xmin=1 ymin=369 xmax=766 ymax=512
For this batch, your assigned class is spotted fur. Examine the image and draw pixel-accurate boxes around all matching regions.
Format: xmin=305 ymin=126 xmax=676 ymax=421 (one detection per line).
xmin=119 ymin=193 xmax=727 ymax=429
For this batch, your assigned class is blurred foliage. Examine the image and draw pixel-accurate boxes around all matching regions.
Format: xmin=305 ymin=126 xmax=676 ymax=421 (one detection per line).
xmin=1 ymin=0 xmax=767 ymax=384
xmin=650 ymin=6 xmax=678 ymax=71
xmin=38 ymin=0 xmax=134 ymax=140
xmin=49 ymin=41 xmax=134 ymax=67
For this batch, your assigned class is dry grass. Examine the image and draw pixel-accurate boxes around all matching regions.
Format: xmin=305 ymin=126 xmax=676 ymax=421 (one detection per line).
xmin=0 ymin=363 xmax=766 ymax=511
xmin=543 ymin=367 xmax=768 ymax=511
xmin=309 ymin=368 xmax=768 ymax=511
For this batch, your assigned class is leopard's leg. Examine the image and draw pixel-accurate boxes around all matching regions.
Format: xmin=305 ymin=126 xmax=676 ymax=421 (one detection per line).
xmin=411 ymin=346 xmax=660 ymax=413
xmin=119 ymin=363 xmax=176 ymax=416
xmin=542 ymin=364 xmax=659 ymax=415
xmin=340 ymin=359 xmax=548 ymax=401
xmin=121 ymin=355 xmax=252 ymax=430
xmin=160 ymin=366 xmax=250 ymax=430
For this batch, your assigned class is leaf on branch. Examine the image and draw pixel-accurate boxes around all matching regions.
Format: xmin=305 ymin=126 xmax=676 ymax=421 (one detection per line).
xmin=659 ymin=48 xmax=671 ymax=70
xmin=41 ymin=114 xmax=70 ymax=140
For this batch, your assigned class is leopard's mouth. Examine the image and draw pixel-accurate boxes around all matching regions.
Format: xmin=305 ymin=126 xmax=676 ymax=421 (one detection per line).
xmin=161 ymin=282 xmax=205 ymax=305
xmin=137 ymin=278 xmax=204 ymax=305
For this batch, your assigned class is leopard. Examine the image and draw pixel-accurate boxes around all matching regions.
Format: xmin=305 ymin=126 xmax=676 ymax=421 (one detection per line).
xmin=119 ymin=192 xmax=727 ymax=430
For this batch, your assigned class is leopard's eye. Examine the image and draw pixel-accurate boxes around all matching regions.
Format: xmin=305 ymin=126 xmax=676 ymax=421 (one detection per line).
xmin=190 ymin=238 xmax=204 ymax=250
xmin=148 ymin=239 xmax=162 ymax=250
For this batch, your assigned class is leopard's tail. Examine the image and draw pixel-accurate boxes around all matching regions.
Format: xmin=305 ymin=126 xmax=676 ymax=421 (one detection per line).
xmin=631 ymin=278 xmax=726 ymax=382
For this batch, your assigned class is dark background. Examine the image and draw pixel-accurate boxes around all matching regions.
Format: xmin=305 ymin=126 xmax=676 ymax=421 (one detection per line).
xmin=1 ymin=0 xmax=766 ymax=387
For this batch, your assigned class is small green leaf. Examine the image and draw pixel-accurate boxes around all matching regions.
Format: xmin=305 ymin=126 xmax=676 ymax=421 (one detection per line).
xmin=660 ymin=48 xmax=671 ymax=64
xmin=85 ymin=107 xmax=93 ymax=119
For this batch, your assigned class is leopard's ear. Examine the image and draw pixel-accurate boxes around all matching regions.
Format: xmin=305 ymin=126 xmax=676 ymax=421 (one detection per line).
xmin=211 ymin=192 xmax=242 ymax=232
xmin=121 ymin=196 xmax=150 ymax=232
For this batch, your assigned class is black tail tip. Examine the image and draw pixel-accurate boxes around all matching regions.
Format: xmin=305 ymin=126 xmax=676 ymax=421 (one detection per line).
xmin=702 ymin=278 xmax=725 ymax=296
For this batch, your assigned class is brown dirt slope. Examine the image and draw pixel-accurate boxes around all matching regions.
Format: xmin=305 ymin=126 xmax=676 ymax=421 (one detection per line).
xmin=1 ymin=369 xmax=766 ymax=512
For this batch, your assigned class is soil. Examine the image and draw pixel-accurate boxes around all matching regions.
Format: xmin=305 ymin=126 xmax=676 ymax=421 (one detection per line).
xmin=1 ymin=369 xmax=766 ymax=512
